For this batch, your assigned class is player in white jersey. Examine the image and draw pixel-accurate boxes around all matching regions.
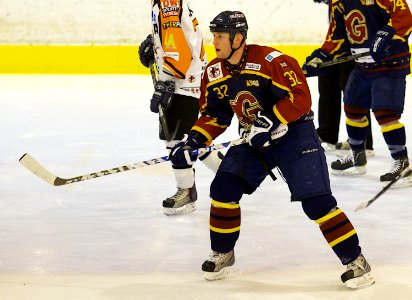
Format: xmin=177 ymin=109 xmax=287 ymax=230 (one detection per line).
xmin=139 ymin=0 xmax=223 ymax=215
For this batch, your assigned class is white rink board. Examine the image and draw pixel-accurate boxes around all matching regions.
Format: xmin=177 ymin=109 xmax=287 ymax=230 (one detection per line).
xmin=0 ymin=0 xmax=329 ymax=44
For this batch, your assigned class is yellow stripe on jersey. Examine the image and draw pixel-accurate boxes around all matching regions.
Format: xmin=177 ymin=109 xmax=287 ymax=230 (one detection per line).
xmin=273 ymin=106 xmax=288 ymax=124
xmin=191 ymin=126 xmax=214 ymax=144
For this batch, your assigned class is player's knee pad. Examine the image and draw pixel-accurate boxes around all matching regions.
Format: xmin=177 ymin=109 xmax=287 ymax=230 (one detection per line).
xmin=301 ymin=194 xmax=338 ymax=221
xmin=373 ymin=109 xmax=402 ymax=125
xmin=210 ymin=172 xmax=245 ymax=203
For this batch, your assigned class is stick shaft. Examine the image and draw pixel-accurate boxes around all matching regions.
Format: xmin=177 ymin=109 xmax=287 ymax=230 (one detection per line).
xmin=355 ymin=167 xmax=411 ymax=211
xmin=320 ymin=51 xmax=370 ymax=68
xmin=19 ymin=138 xmax=246 ymax=186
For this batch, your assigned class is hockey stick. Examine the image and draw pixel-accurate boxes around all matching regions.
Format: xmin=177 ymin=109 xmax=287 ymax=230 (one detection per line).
xmin=320 ymin=51 xmax=370 ymax=68
xmin=19 ymin=138 xmax=246 ymax=186
xmin=149 ymin=64 xmax=180 ymax=142
xmin=354 ymin=167 xmax=412 ymax=212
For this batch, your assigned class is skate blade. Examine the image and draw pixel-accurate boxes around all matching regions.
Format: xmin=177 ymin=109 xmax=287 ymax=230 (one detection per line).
xmin=344 ymin=272 xmax=375 ymax=289
xmin=331 ymin=166 xmax=367 ymax=176
xmin=383 ymin=176 xmax=412 ymax=189
xmin=203 ymin=266 xmax=232 ymax=281
xmin=163 ymin=202 xmax=196 ymax=216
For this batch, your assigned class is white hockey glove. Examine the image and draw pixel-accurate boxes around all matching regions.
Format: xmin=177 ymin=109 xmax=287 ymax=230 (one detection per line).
xmin=248 ymin=111 xmax=288 ymax=148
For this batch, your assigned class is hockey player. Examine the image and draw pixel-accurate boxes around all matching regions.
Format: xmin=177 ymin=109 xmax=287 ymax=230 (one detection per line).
xmin=138 ymin=0 xmax=223 ymax=215
xmin=303 ymin=0 xmax=412 ymax=187
xmin=310 ymin=0 xmax=375 ymax=157
xmin=169 ymin=11 xmax=375 ymax=289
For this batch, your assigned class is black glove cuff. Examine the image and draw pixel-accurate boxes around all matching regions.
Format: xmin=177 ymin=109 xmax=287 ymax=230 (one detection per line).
xmin=190 ymin=130 xmax=208 ymax=146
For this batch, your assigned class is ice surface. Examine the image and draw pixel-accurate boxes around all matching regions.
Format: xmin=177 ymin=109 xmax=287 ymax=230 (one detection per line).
xmin=1 ymin=75 xmax=411 ymax=299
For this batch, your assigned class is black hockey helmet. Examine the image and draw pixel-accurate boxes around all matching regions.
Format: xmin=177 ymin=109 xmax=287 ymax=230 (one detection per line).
xmin=209 ymin=11 xmax=248 ymax=41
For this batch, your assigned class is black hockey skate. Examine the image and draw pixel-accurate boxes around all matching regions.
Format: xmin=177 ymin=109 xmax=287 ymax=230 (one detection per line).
xmin=380 ymin=155 xmax=412 ymax=188
xmin=162 ymin=183 xmax=197 ymax=215
xmin=335 ymin=141 xmax=375 ymax=157
xmin=202 ymin=250 xmax=235 ymax=281
xmin=341 ymin=253 xmax=375 ymax=289
xmin=331 ymin=149 xmax=367 ymax=175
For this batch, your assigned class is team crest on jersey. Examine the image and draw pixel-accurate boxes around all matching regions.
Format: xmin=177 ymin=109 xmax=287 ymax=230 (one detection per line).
xmin=188 ymin=75 xmax=196 ymax=83
xmin=265 ymin=51 xmax=283 ymax=62
xmin=207 ymin=62 xmax=223 ymax=81
xmin=230 ymin=91 xmax=263 ymax=128
xmin=245 ymin=63 xmax=261 ymax=71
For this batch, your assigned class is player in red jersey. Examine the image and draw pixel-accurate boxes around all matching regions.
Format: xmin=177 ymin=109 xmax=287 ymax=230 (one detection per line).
xmin=169 ymin=10 xmax=374 ymax=288
xmin=303 ymin=0 xmax=412 ymax=187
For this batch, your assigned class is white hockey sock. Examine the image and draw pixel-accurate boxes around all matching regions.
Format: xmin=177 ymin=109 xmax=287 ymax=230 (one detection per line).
xmin=173 ymin=167 xmax=195 ymax=189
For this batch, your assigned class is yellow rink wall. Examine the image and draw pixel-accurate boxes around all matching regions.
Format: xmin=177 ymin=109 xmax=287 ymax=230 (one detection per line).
xmin=0 ymin=45 xmax=319 ymax=74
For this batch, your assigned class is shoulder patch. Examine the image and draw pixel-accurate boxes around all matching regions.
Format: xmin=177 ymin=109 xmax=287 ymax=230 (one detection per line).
xmin=265 ymin=51 xmax=283 ymax=62
xmin=245 ymin=63 xmax=261 ymax=71
xmin=207 ymin=62 xmax=223 ymax=81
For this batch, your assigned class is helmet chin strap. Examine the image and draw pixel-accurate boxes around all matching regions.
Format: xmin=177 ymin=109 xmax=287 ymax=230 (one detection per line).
xmin=225 ymin=36 xmax=245 ymax=61
xmin=224 ymin=44 xmax=248 ymax=77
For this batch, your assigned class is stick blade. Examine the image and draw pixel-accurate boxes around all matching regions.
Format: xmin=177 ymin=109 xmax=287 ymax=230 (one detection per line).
xmin=19 ymin=153 xmax=57 ymax=185
xmin=354 ymin=201 xmax=369 ymax=212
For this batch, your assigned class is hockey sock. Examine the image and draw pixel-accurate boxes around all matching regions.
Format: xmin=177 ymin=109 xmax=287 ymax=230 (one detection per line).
xmin=381 ymin=123 xmax=407 ymax=159
xmin=346 ymin=118 xmax=369 ymax=150
xmin=316 ymin=208 xmax=361 ymax=265
xmin=209 ymin=199 xmax=241 ymax=253
xmin=166 ymin=140 xmax=195 ymax=189
xmin=172 ymin=167 xmax=195 ymax=189
xmin=209 ymin=172 xmax=244 ymax=253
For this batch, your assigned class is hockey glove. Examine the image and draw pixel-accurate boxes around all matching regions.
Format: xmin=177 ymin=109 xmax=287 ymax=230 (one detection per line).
xmin=150 ymin=80 xmax=175 ymax=113
xmin=138 ymin=34 xmax=155 ymax=68
xmin=248 ymin=111 xmax=288 ymax=149
xmin=238 ymin=125 xmax=249 ymax=139
xmin=302 ymin=49 xmax=330 ymax=77
xmin=370 ymin=25 xmax=396 ymax=63
xmin=169 ymin=132 xmax=207 ymax=168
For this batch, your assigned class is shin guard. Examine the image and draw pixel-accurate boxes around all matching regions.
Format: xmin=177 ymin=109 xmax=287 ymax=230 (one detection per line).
xmin=316 ymin=208 xmax=361 ymax=264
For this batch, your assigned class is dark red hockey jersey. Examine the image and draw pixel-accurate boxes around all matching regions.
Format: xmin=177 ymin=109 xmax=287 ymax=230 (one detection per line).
xmin=192 ymin=45 xmax=312 ymax=144
xmin=321 ymin=0 xmax=412 ymax=76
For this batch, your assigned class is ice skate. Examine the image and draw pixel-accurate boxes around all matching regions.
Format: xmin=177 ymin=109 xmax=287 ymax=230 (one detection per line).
xmin=335 ymin=141 xmax=375 ymax=157
xmin=380 ymin=155 xmax=412 ymax=188
xmin=341 ymin=253 xmax=375 ymax=289
xmin=202 ymin=250 xmax=235 ymax=281
xmin=331 ymin=149 xmax=367 ymax=175
xmin=162 ymin=183 xmax=197 ymax=215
